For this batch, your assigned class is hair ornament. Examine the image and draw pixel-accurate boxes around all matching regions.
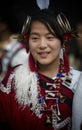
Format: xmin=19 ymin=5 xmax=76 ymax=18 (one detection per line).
xmin=15 ymin=16 xmax=31 ymax=42
xmin=36 ymin=0 xmax=50 ymax=10
xmin=57 ymin=12 xmax=77 ymax=42
xmin=57 ymin=12 xmax=72 ymax=33
xmin=21 ymin=15 xmax=31 ymax=35
xmin=63 ymin=33 xmax=76 ymax=42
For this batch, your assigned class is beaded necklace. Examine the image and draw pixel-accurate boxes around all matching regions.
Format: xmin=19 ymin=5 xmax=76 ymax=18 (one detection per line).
xmin=32 ymin=58 xmax=72 ymax=129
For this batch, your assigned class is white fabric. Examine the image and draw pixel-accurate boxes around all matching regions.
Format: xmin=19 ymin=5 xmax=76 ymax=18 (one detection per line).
xmin=14 ymin=52 xmax=38 ymax=110
xmin=2 ymin=36 xmax=28 ymax=73
xmin=11 ymin=48 xmax=28 ymax=66
xmin=36 ymin=0 xmax=50 ymax=9
xmin=70 ymin=69 xmax=81 ymax=93
xmin=3 ymin=35 xmax=18 ymax=51
xmin=0 ymin=35 xmax=28 ymax=82
xmin=72 ymin=72 xmax=82 ymax=130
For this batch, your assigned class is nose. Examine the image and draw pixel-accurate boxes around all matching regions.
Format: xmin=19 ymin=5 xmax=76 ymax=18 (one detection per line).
xmin=39 ymin=38 xmax=47 ymax=49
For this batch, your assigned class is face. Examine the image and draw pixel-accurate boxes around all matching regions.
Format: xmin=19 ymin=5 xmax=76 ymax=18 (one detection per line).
xmin=29 ymin=21 xmax=62 ymax=67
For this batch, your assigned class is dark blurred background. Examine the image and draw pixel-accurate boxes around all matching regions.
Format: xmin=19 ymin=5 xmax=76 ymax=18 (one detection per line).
xmin=0 ymin=0 xmax=82 ymax=71
xmin=0 ymin=0 xmax=82 ymax=33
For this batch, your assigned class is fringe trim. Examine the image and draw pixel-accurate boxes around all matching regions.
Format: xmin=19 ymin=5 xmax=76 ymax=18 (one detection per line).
xmin=0 ymin=73 xmax=15 ymax=94
xmin=14 ymin=52 xmax=38 ymax=110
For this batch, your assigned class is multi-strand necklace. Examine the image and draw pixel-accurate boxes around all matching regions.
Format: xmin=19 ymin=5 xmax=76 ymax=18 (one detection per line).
xmin=32 ymin=59 xmax=72 ymax=130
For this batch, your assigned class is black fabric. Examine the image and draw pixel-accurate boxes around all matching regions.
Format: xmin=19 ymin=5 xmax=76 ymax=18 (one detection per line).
xmin=0 ymin=122 xmax=11 ymax=130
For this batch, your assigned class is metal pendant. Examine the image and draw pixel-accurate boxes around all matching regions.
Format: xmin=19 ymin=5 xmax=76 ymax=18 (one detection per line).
xmin=60 ymin=94 xmax=66 ymax=103
xmin=45 ymin=115 xmax=52 ymax=127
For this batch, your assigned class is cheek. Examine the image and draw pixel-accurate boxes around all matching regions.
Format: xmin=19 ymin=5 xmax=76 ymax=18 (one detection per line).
xmin=52 ymin=43 xmax=61 ymax=51
xmin=29 ymin=40 xmax=38 ymax=49
xmin=52 ymin=44 xmax=61 ymax=57
xmin=51 ymin=39 xmax=61 ymax=48
xmin=29 ymin=41 xmax=35 ymax=50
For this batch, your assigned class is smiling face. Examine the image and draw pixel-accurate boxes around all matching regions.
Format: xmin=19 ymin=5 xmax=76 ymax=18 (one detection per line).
xmin=29 ymin=21 xmax=62 ymax=67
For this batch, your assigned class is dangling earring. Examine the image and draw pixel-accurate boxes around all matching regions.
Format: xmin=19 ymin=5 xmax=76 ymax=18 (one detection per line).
xmin=63 ymin=43 xmax=66 ymax=52
xmin=59 ymin=48 xmax=64 ymax=61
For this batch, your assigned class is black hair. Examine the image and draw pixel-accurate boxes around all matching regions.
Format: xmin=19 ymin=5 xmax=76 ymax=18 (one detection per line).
xmin=28 ymin=9 xmax=64 ymax=44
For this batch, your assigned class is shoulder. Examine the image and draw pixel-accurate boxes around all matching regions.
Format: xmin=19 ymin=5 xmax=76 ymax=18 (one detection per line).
xmin=72 ymin=69 xmax=81 ymax=80
xmin=72 ymin=71 xmax=82 ymax=130
xmin=75 ymin=72 xmax=82 ymax=92
xmin=70 ymin=68 xmax=82 ymax=92
xmin=0 ymin=65 xmax=21 ymax=94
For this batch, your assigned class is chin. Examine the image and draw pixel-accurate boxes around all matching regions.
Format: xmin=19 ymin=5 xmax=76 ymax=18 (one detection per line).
xmin=38 ymin=61 xmax=50 ymax=66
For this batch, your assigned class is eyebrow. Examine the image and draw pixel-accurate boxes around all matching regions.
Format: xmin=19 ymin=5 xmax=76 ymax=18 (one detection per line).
xmin=30 ymin=32 xmax=52 ymax=36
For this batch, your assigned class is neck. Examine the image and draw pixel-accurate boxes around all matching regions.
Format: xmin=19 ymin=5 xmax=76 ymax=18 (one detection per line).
xmin=38 ymin=59 xmax=60 ymax=78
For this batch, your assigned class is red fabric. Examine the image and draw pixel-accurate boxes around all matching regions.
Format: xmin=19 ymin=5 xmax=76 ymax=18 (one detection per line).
xmin=20 ymin=42 xmax=29 ymax=53
xmin=29 ymin=53 xmax=38 ymax=72
xmin=0 ymin=52 xmax=73 ymax=130
xmin=0 ymin=88 xmax=73 ymax=130
xmin=0 ymin=69 xmax=73 ymax=130
xmin=63 ymin=51 xmax=70 ymax=73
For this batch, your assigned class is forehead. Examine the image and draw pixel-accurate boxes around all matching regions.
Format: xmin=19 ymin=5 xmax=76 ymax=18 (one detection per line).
xmin=31 ymin=21 xmax=46 ymax=28
xmin=30 ymin=21 xmax=49 ymax=34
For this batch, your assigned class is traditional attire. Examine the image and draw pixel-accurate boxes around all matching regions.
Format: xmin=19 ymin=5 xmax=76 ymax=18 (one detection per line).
xmin=0 ymin=35 xmax=28 ymax=82
xmin=0 ymin=51 xmax=81 ymax=130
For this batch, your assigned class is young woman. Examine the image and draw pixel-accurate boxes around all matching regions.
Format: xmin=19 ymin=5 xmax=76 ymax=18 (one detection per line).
xmin=0 ymin=9 xmax=81 ymax=130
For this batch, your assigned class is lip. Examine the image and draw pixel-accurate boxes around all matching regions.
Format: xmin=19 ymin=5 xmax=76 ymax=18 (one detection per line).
xmin=38 ymin=52 xmax=50 ymax=58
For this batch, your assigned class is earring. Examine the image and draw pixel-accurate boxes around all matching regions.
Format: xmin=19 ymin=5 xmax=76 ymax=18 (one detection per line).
xmin=59 ymin=48 xmax=64 ymax=60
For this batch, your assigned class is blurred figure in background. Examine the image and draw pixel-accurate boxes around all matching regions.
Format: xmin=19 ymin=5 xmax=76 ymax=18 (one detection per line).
xmin=0 ymin=11 xmax=28 ymax=82
xmin=68 ymin=22 xmax=82 ymax=71
xmin=72 ymin=73 xmax=82 ymax=130
xmin=76 ymin=22 xmax=82 ymax=70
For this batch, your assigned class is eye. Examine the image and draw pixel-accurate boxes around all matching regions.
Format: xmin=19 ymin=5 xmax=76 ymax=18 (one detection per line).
xmin=30 ymin=36 xmax=39 ymax=41
xmin=47 ymin=35 xmax=55 ymax=40
xmin=32 ymin=37 xmax=38 ymax=40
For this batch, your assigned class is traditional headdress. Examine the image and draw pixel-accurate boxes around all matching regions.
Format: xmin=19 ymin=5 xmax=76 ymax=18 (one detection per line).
xmin=17 ymin=9 xmax=77 ymax=45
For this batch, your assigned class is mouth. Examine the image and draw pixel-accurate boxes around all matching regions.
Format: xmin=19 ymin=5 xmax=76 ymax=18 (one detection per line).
xmin=37 ymin=52 xmax=50 ymax=58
